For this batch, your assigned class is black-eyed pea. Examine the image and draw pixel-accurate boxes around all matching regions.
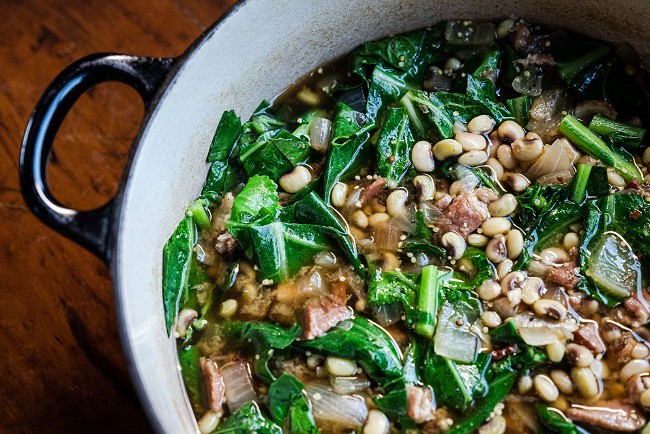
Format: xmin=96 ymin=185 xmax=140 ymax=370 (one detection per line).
xmin=411 ymin=140 xmax=436 ymax=172
xmin=331 ymin=182 xmax=348 ymax=207
xmin=325 ymin=356 xmax=358 ymax=376
xmin=506 ymin=229 xmax=524 ymax=259
xmin=370 ymin=197 xmax=387 ymax=213
xmin=478 ymin=415 xmax=506 ymax=434
xmin=534 ymin=299 xmax=568 ymax=321
xmin=563 ymin=232 xmax=580 ymax=250
xmin=468 ymin=115 xmax=495 ymax=134
xmin=441 ymin=231 xmax=466 ymax=260
xmin=496 ymin=145 xmax=517 ymax=169
xmin=518 ymin=375 xmax=533 ymax=394
xmin=521 ymin=277 xmax=543 ymax=305
xmin=539 ymin=247 xmax=570 ymax=265
xmin=175 ymin=308 xmax=198 ymax=338
xmin=477 ymin=280 xmax=501 ymax=301
xmin=643 ymin=147 xmax=650 ymax=165
xmin=386 ymin=189 xmax=408 ymax=217
xmin=413 ymin=175 xmax=435 ymax=202
xmin=498 ymin=120 xmax=525 ymax=142
xmin=550 ymin=370 xmax=575 ymax=395
xmin=633 ymin=343 xmax=650 ymax=359
xmin=607 ymin=168 xmax=626 ymax=188
xmin=497 ymin=259 xmax=513 ymax=280
xmin=486 ymin=234 xmax=508 ymax=263
xmin=566 ymin=343 xmax=594 ymax=367
xmin=546 ymin=341 xmax=566 ymax=363
xmin=481 ymin=311 xmax=502 ymax=328
xmin=456 ymin=131 xmax=488 ymax=151
xmin=458 ymin=150 xmax=489 ymax=166
xmin=219 ymin=300 xmax=238 ymax=319
xmin=486 ymin=157 xmax=505 ymax=180
xmin=364 ymin=409 xmax=390 ymax=434
xmin=432 ymin=138 xmax=463 ymax=160
xmin=496 ymin=18 xmax=515 ymax=39
xmin=501 ymin=271 xmax=526 ymax=294
xmin=279 ymin=166 xmax=312 ymax=193
xmin=512 ymin=132 xmax=544 ymax=162
xmin=503 ymin=172 xmax=531 ymax=192
xmin=368 ymin=212 xmax=390 ymax=228
xmin=351 ymin=210 xmax=369 ymax=229
xmin=620 ymin=359 xmax=650 ymax=382
xmin=468 ymin=233 xmax=489 ymax=247
xmin=534 ymin=374 xmax=559 ymax=402
xmin=488 ymin=194 xmax=517 ymax=217
xmin=198 ymin=411 xmax=221 ymax=434
xmin=571 ymin=366 xmax=600 ymax=399
xmin=482 ymin=217 xmax=512 ymax=236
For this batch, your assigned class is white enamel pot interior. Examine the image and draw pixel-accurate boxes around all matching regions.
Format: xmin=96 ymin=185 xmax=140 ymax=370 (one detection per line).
xmin=114 ymin=0 xmax=650 ymax=432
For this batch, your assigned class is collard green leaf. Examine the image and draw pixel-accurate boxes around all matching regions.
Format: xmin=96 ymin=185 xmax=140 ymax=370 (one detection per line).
xmin=239 ymin=129 xmax=310 ymax=181
xmin=330 ymin=102 xmax=373 ymax=146
xmin=162 ymin=216 xmax=195 ymax=335
xmin=444 ymin=371 xmax=516 ymax=434
xmin=376 ymin=107 xmax=414 ymax=187
xmin=268 ymin=373 xmax=317 ymax=433
xmin=352 ymin=29 xmax=429 ymax=75
xmin=208 ymin=110 xmax=242 ymax=162
xmin=373 ymin=379 xmax=408 ymax=419
xmin=224 ymin=322 xmax=301 ymax=384
xmin=465 ymin=75 xmax=512 ymax=122
xmin=322 ymin=134 xmax=372 ymax=205
xmin=366 ymin=66 xmax=418 ymax=120
xmin=178 ymin=346 xmax=202 ymax=413
xmin=249 ymin=222 xmax=333 ymax=283
xmin=445 ymin=248 xmax=495 ymax=291
xmin=216 ymin=401 xmax=282 ymax=434
xmin=536 ymin=405 xmax=590 ymax=434
xmin=300 ymin=316 xmax=403 ymax=385
xmin=367 ymin=268 xmax=418 ymax=314
xmin=291 ymin=192 xmax=364 ymax=276
xmin=228 ymin=175 xmax=279 ymax=227
xmin=580 ymin=193 xmax=650 ymax=305
xmin=202 ymin=159 xmax=247 ymax=200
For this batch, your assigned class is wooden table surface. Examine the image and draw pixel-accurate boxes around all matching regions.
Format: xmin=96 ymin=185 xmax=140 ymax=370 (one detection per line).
xmin=0 ymin=1 xmax=238 ymax=432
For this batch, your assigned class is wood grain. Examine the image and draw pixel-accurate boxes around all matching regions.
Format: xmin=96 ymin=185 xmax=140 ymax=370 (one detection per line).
xmin=0 ymin=1 xmax=238 ymax=432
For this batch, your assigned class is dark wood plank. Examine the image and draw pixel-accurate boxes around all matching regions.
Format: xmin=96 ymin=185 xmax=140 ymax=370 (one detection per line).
xmin=0 ymin=1 xmax=238 ymax=432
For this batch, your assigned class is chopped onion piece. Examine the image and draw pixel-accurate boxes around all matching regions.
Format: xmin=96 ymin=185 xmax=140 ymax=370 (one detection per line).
xmin=374 ymin=220 xmax=402 ymax=251
xmin=512 ymin=68 xmax=543 ymax=97
xmin=527 ymin=89 xmax=569 ymax=143
xmin=310 ymin=117 xmax=332 ymax=153
xmin=329 ymin=376 xmax=371 ymax=395
xmin=433 ymin=301 xmax=480 ymax=363
xmin=588 ymin=232 xmax=641 ymax=299
xmin=445 ymin=21 xmax=495 ymax=46
xmin=372 ymin=302 xmax=402 ymax=327
xmin=453 ymin=164 xmax=481 ymax=192
xmin=305 ymin=382 xmax=368 ymax=429
xmin=221 ymin=361 xmax=257 ymax=412
xmin=519 ymin=325 xmax=560 ymax=346
xmin=421 ymin=202 xmax=452 ymax=227
xmin=526 ymin=139 xmax=575 ymax=182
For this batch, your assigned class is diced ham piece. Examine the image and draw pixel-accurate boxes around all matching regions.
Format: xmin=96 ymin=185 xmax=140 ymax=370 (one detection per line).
xmin=474 ymin=187 xmax=499 ymax=204
xmin=440 ymin=191 xmax=490 ymax=237
xmin=406 ymin=385 xmax=437 ymax=424
xmin=566 ymin=401 xmax=646 ymax=432
xmin=517 ymin=53 xmax=556 ymax=68
xmin=434 ymin=194 xmax=453 ymax=211
xmin=623 ymin=289 xmax=650 ymax=326
xmin=611 ymin=333 xmax=638 ymax=364
xmin=301 ymin=302 xmax=352 ymax=340
xmin=573 ymin=322 xmax=606 ymax=354
xmin=199 ymin=357 xmax=225 ymax=413
xmin=359 ymin=178 xmax=387 ymax=205
xmin=547 ymin=261 xmax=579 ymax=290
xmin=215 ymin=231 xmax=237 ymax=254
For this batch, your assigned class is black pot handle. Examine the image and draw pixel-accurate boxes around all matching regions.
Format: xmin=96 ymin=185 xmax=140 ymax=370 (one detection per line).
xmin=19 ymin=53 xmax=174 ymax=263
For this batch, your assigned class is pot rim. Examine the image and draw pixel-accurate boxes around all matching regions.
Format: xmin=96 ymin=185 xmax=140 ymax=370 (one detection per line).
xmin=109 ymin=1 xmax=246 ymax=431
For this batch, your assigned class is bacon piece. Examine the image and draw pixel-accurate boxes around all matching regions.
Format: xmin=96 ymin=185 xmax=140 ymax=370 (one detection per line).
xmin=547 ymin=261 xmax=579 ymax=290
xmin=359 ymin=177 xmax=387 ymax=205
xmin=573 ymin=323 xmax=606 ymax=354
xmin=199 ymin=357 xmax=225 ymax=413
xmin=566 ymin=401 xmax=645 ymax=432
xmin=440 ymin=191 xmax=490 ymax=237
xmin=301 ymin=302 xmax=352 ymax=340
xmin=406 ymin=385 xmax=437 ymax=424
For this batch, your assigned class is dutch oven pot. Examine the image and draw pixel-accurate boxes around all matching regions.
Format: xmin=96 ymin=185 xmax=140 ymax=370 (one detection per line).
xmin=18 ymin=0 xmax=650 ymax=432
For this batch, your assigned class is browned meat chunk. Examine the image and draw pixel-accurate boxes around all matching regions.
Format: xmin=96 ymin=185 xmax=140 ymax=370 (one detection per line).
xmin=440 ymin=191 xmax=490 ymax=237
xmin=301 ymin=302 xmax=352 ymax=340
xmin=573 ymin=322 xmax=606 ymax=354
xmin=490 ymin=343 xmax=518 ymax=361
xmin=406 ymin=385 xmax=437 ymax=424
xmin=623 ymin=289 xmax=650 ymax=327
xmin=200 ymin=357 xmax=225 ymax=413
xmin=360 ymin=177 xmax=387 ymax=205
xmin=517 ymin=53 xmax=556 ymax=68
xmin=510 ymin=20 xmax=532 ymax=53
xmin=215 ymin=231 xmax=237 ymax=254
xmin=434 ymin=194 xmax=453 ymax=211
xmin=611 ymin=333 xmax=638 ymax=364
xmin=627 ymin=374 xmax=650 ymax=407
xmin=474 ymin=187 xmax=499 ymax=204
xmin=566 ymin=401 xmax=645 ymax=432
xmin=547 ymin=261 xmax=579 ymax=289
